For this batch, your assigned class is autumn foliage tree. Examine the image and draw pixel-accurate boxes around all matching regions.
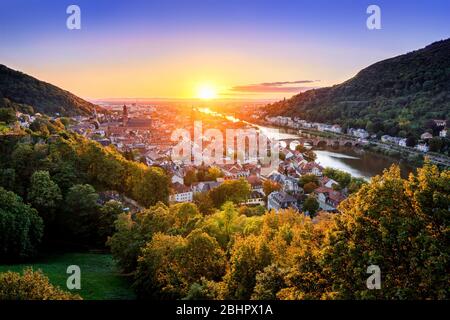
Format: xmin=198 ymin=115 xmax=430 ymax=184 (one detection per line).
xmin=134 ymin=230 xmax=226 ymax=299
xmin=262 ymin=180 xmax=281 ymax=198
xmin=324 ymin=163 xmax=450 ymax=299
xmin=107 ymin=162 xmax=449 ymax=300
xmin=209 ymin=178 xmax=251 ymax=208
xmin=0 ymin=268 xmax=81 ymax=300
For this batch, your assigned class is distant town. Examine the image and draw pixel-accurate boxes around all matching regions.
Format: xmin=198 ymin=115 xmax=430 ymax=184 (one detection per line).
xmin=264 ymin=115 xmax=448 ymax=154
xmin=5 ymin=101 xmax=446 ymax=215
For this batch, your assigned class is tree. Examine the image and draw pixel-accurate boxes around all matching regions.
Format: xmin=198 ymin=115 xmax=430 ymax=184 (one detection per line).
xmin=299 ymin=174 xmax=318 ymax=187
xmin=29 ymin=118 xmax=50 ymax=136
xmin=0 ymin=108 xmax=16 ymax=124
xmin=107 ymin=213 xmax=144 ymax=273
xmin=251 ymin=264 xmax=288 ymax=300
xmin=193 ymin=192 xmax=215 ymax=215
xmin=331 ymin=183 xmax=342 ymax=191
xmin=424 ymin=119 xmax=439 ymax=136
xmin=134 ymin=230 xmax=226 ymax=299
xmin=108 ymin=202 xmax=173 ymax=273
xmin=131 ymin=166 xmax=169 ymax=207
xmin=209 ymin=179 xmax=251 ymax=208
xmin=260 ymin=210 xmax=334 ymax=300
xmin=277 ymin=247 xmax=332 ymax=300
xmin=428 ymin=137 xmax=443 ymax=152
xmin=11 ymin=143 xmax=47 ymax=196
xmin=0 ymin=187 xmax=44 ymax=260
xmin=63 ymin=184 xmax=100 ymax=244
xmin=27 ymin=170 xmax=62 ymax=222
xmin=347 ymin=177 xmax=366 ymax=194
xmin=295 ymin=144 xmax=308 ymax=153
xmin=323 ymin=167 xmax=351 ymax=188
xmin=51 ymin=162 xmax=80 ymax=195
xmin=303 ymin=196 xmax=319 ymax=216
xmin=184 ymin=169 xmax=198 ymax=186
xmin=134 ymin=233 xmax=186 ymax=299
xmin=0 ymin=168 xmax=16 ymax=191
xmin=303 ymin=150 xmax=317 ymax=162
xmin=206 ymin=166 xmax=223 ymax=181
xmin=224 ymin=234 xmax=272 ymax=299
xmin=263 ymin=180 xmax=281 ymax=198
xmin=169 ymin=202 xmax=203 ymax=236
xmin=239 ymin=205 xmax=265 ymax=217
xmin=181 ymin=230 xmax=227 ymax=285
xmin=406 ymin=136 xmax=417 ymax=147
xmin=0 ymin=268 xmax=81 ymax=300
xmin=201 ymin=202 xmax=246 ymax=248
xmin=184 ymin=278 xmax=226 ymax=300
xmin=324 ymin=164 xmax=450 ymax=299
xmin=303 ymin=182 xmax=318 ymax=194
xmin=98 ymin=200 xmax=125 ymax=243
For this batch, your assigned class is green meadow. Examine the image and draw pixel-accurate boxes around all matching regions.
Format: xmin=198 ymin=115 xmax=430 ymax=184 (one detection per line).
xmin=0 ymin=253 xmax=135 ymax=300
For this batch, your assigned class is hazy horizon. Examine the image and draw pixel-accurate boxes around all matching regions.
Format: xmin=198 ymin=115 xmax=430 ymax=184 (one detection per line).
xmin=1 ymin=0 xmax=449 ymax=100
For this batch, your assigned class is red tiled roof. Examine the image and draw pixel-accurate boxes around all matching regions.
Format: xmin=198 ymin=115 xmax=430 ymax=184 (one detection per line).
xmin=315 ymin=187 xmax=345 ymax=203
xmin=247 ymin=175 xmax=262 ymax=186
xmin=171 ymin=182 xmax=191 ymax=194
xmin=301 ymin=162 xmax=324 ymax=171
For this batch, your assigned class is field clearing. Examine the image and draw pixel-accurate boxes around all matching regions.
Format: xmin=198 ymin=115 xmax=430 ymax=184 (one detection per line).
xmin=0 ymin=253 xmax=135 ymax=300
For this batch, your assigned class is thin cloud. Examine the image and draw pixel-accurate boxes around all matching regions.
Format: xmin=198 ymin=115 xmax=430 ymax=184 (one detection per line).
xmin=260 ymin=80 xmax=316 ymax=86
xmin=230 ymin=80 xmax=319 ymax=93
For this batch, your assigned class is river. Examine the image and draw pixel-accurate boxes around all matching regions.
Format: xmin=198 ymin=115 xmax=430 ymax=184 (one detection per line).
xmin=197 ymin=108 xmax=415 ymax=180
xmin=254 ymin=123 xmax=414 ymax=180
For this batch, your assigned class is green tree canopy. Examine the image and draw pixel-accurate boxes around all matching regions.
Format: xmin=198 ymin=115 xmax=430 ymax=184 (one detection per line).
xmin=27 ymin=170 xmax=62 ymax=222
xmin=0 ymin=187 xmax=44 ymax=260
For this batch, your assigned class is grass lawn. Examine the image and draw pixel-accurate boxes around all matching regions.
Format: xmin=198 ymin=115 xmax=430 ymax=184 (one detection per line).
xmin=0 ymin=252 xmax=136 ymax=300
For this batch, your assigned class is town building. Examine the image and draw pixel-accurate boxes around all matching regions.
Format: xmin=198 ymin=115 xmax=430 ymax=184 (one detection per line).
xmin=415 ymin=143 xmax=429 ymax=153
xmin=300 ymin=162 xmax=323 ymax=176
xmin=420 ymin=132 xmax=433 ymax=140
xmin=314 ymin=187 xmax=345 ymax=211
xmin=191 ymin=181 xmax=222 ymax=193
xmin=348 ymin=128 xmax=369 ymax=139
xmin=244 ymin=190 xmax=265 ymax=206
xmin=169 ymin=182 xmax=193 ymax=203
xmin=267 ymin=191 xmax=298 ymax=211
xmin=433 ymin=119 xmax=447 ymax=127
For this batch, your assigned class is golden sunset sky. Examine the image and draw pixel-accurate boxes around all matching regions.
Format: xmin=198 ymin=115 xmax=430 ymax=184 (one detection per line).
xmin=1 ymin=0 xmax=448 ymax=100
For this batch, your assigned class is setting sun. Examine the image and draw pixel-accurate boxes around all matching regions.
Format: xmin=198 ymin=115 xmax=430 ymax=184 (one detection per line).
xmin=197 ymin=85 xmax=217 ymax=100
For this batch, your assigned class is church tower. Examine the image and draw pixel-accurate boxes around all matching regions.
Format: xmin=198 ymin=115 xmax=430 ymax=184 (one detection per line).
xmin=122 ymin=104 xmax=128 ymax=126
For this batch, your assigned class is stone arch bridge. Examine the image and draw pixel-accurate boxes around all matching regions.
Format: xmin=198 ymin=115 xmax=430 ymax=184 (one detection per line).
xmin=278 ymin=137 xmax=362 ymax=148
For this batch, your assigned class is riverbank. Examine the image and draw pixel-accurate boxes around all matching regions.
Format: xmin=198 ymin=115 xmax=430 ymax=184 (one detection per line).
xmin=196 ymin=109 xmax=446 ymax=177
xmin=314 ymin=146 xmax=415 ymax=180
xmin=250 ymin=119 xmax=450 ymax=169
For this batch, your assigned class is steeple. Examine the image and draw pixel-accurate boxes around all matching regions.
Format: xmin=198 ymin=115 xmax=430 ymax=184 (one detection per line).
xmin=123 ymin=104 xmax=128 ymax=126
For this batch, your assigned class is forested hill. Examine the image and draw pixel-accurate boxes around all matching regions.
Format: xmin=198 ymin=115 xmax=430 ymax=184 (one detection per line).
xmin=265 ymin=39 xmax=450 ymax=137
xmin=0 ymin=64 xmax=97 ymax=116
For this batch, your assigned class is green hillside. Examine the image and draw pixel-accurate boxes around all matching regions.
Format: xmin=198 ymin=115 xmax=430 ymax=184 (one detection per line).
xmin=0 ymin=64 xmax=96 ymax=116
xmin=265 ymin=39 xmax=450 ymax=138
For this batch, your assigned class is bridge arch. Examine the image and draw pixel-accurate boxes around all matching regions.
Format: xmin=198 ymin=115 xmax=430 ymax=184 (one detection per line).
xmin=331 ymin=140 xmax=340 ymax=147
xmin=316 ymin=140 xmax=328 ymax=148
xmin=343 ymin=141 xmax=353 ymax=147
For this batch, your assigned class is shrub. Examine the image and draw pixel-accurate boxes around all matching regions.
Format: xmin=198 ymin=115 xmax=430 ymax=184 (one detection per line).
xmin=0 ymin=268 xmax=81 ymax=300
